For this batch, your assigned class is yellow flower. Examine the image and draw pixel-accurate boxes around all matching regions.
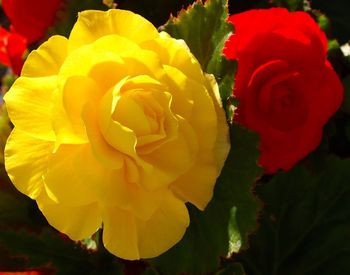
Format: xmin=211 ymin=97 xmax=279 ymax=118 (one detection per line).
xmin=4 ymin=9 xmax=230 ymax=259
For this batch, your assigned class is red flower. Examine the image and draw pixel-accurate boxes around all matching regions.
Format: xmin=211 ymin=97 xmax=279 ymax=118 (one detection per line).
xmin=0 ymin=27 xmax=27 ymax=75
xmin=2 ymin=0 xmax=61 ymax=43
xmin=224 ymin=8 xmax=343 ymax=173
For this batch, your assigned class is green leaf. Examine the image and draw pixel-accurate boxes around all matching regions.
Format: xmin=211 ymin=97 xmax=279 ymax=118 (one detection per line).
xmin=341 ymin=75 xmax=350 ymax=115
xmin=216 ymin=262 xmax=246 ymax=275
xmin=162 ymin=0 xmax=236 ymax=112
xmin=310 ymin=0 xmax=350 ymax=44
xmin=0 ymin=228 xmax=123 ymax=274
xmin=0 ymin=190 xmax=33 ymax=225
xmin=149 ymin=124 xmax=262 ymax=274
xmin=226 ymin=125 xmax=263 ymax=249
xmin=115 ymin=0 xmax=195 ymax=27
xmin=162 ymin=0 xmax=231 ymax=69
xmin=271 ymin=0 xmax=304 ymax=11
xmin=314 ymin=11 xmax=332 ymax=34
xmin=142 ymin=267 xmax=161 ymax=275
xmin=237 ymin=157 xmax=350 ymax=275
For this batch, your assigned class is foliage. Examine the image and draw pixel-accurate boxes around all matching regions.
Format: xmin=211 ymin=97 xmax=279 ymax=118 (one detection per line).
xmin=310 ymin=0 xmax=350 ymax=44
xmin=236 ymin=157 xmax=350 ymax=275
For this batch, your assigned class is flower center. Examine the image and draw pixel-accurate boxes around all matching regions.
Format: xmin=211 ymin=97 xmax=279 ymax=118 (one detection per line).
xmin=249 ymin=59 xmax=309 ymax=131
xmin=97 ymin=75 xmax=179 ymax=158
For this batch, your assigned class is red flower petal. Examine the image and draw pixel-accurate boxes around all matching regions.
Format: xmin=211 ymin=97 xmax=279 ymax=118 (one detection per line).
xmin=3 ymin=0 xmax=61 ymax=43
xmin=0 ymin=26 xmax=27 ymax=75
xmin=224 ymin=8 xmax=343 ymax=173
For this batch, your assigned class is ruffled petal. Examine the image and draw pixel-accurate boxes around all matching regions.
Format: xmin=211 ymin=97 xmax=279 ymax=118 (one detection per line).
xmin=44 ymin=144 xmax=98 ymax=206
xmin=37 ymin=191 xmax=102 ymax=240
xmin=135 ymin=191 xmax=189 ymax=258
xmin=140 ymin=33 xmax=204 ymax=83
xmin=141 ymin=117 xmax=198 ymax=190
xmin=204 ymin=74 xmax=231 ymax=173
xmin=162 ymin=65 xmax=194 ymax=121
xmin=21 ymin=35 xmax=68 ymax=77
xmin=4 ymin=76 xmax=57 ymax=140
xmin=171 ymin=74 xmax=230 ymax=210
xmin=5 ymin=128 xmax=54 ymax=199
xmin=171 ymin=161 xmax=217 ymax=210
xmin=102 ymin=206 xmax=139 ymax=260
xmin=53 ymin=75 xmax=101 ymax=144
xmin=82 ymin=101 xmax=125 ymax=169
xmin=69 ymin=9 xmax=158 ymax=52
xmin=102 ymin=191 xmax=189 ymax=260
xmin=127 ymin=182 xmax=167 ymax=221
xmin=310 ymin=61 xmax=344 ymax=122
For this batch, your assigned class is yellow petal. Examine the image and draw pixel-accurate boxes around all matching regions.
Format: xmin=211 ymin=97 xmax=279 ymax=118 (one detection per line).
xmin=162 ymin=65 xmax=194 ymax=120
xmin=114 ymin=93 xmax=152 ymax=136
xmin=93 ymin=34 xmax=141 ymax=54
xmin=69 ymin=9 xmax=159 ymax=52
xmin=88 ymin=60 xmax=127 ymax=92
xmin=88 ymin=48 xmax=166 ymax=86
xmin=37 ymin=191 xmax=102 ymax=240
xmin=102 ymin=192 xmax=189 ymax=260
xmin=52 ymin=100 xmax=88 ymax=145
xmin=21 ymin=35 xmax=68 ymax=77
xmin=4 ymin=128 xmax=54 ymax=199
xmin=43 ymin=144 xmax=98 ymax=206
xmin=127 ymin=183 xmax=166 ymax=221
xmin=42 ymin=142 xmax=131 ymax=209
xmin=74 ymin=145 xmax=131 ymax=208
xmin=141 ymin=117 xmax=197 ymax=190
xmin=120 ymin=74 xmax=164 ymax=91
xmin=171 ymin=161 xmax=218 ymax=210
xmin=189 ymin=76 xmax=218 ymax=150
xmin=4 ymin=76 xmax=57 ymax=141
xmin=98 ymin=84 xmax=138 ymax=157
xmin=87 ymin=34 xmax=140 ymax=91
xmin=58 ymin=42 xmax=125 ymax=87
xmin=53 ymin=75 xmax=102 ymax=144
xmin=164 ymin=65 xmax=217 ymax=150
xmin=63 ymin=76 xmax=102 ymax=124
xmin=204 ymin=74 xmax=231 ymax=172
xmin=133 ymin=89 xmax=178 ymax=153
xmin=141 ymin=33 xmax=204 ymax=84
xmin=102 ymin=206 xmax=140 ymax=260
xmin=114 ymin=82 xmax=178 ymax=150
xmin=82 ymin=102 xmax=125 ymax=169
xmin=97 ymin=80 xmax=153 ymax=173
xmin=171 ymin=74 xmax=230 ymax=210
xmin=60 ymin=36 xmax=163 ymax=90
xmin=135 ymin=191 xmax=189 ymax=258
xmin=121 ymin=49 xmax=166 ymax=82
